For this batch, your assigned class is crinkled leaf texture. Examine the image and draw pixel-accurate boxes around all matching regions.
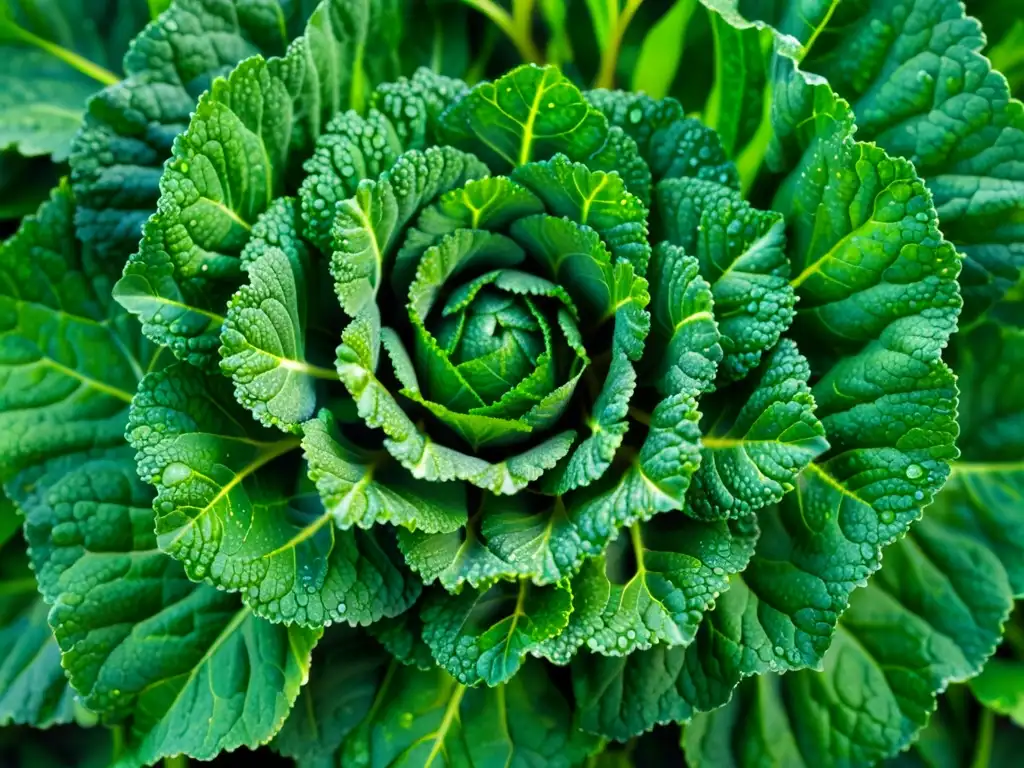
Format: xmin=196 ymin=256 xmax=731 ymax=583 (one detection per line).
xmin=571 ymin=13 xmax=962 ymax=742
xmin=0 ymin=183 xmax=320 ymax=764
xmin=704 ymin=0 xmax=1024 ymax=323
xmin=681 ymin=320 xmax=1024 ymax=767
xmin=3 ymin=0 xmax=982 ymax=761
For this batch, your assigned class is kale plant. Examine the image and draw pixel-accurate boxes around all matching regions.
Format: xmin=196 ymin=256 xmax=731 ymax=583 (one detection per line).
xmin=1 ymin=1 xmax=1023 ymax=766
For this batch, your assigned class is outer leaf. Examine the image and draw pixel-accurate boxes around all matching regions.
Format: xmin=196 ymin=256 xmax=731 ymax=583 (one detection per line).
xmin=421 ymin=580 xmax=572 ymax=686
xmin=703 ymin=12 xmax=770 ymax=157
xmin=683 ymin=506 xmax=1014 ymax=766
xmin=442 ymin=64 xmax=608 ymax=168
xmin=0 ymin=0 xmax=147 ymax=160
xmin=114 ymin=51 xmax=302 ymax=366
xmin=128 ymin=363 xmax=421 ymax=627
xmin=11 ymin=446 xmax=320 ymax=764
xmin=117 ymin=0 xmax=405 ymax=365
xmin=928 ymin=322 xmax=1024 ymax=595
xmin=70 ymin=0 xmax=294 ymax=259
xmin=970 ymin=660 xmax=1024 ymax=728
xmin=798 ymin=0 xmax=1024 ymax=322
xmin=0 ymin=49 xmax=97 ymax=160
xmin=72 ymin=0 xmax=403 ymax=261
xmin=0 ymin=540 xmax=76 ymax=728
xmin=0 ymin=181 xmax=148 ymax=484
xmin=631 ymin=0 xmax=698 ymax=99
xmin=341 ymin=660 xmax=596 ymax=768
xmin=273 ymin=626 xmax=389 ymax=763
xmin=572 ymin=53 xmax=963 ymax=742
xmin=367 ymin=609 xmax=435 ymax=671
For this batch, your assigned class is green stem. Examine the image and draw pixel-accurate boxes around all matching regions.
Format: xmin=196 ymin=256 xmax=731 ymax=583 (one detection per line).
xmin=110 ymin=725 xmax=125 ymax=762
xmin=970 ymin=707 xmax=995 ymax=768
xmin=462 ymin=0 xmax=542 ymax=63
xmin=735 ymin=74 xmax=774 ymax=196
xmin=798 ymin=0 xmax=840 ymax=62
xmin=594 ymin=0 xmax=645 ymax=89
xmin=163 ymin=755 xmax=188 ymax=768
xmin=2 ymin=22 xmax=119 ymax=85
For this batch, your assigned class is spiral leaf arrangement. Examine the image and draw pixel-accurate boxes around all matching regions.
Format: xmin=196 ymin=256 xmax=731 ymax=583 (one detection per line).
xmin=121 ymin=11 xmax=958 ymax=684
xmin=0 ymin=0 xmax=967 ymax=760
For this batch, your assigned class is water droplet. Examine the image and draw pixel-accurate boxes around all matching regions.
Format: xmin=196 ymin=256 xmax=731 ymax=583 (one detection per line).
xmin=162 ymin=462 xmax=192 ymax=486
xmin=905 ymin=464 xmax=924 ymax=480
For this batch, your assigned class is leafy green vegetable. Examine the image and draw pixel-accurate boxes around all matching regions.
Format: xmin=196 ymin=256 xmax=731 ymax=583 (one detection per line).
xmin=8 ymin=0 xmax=1024 ymax=765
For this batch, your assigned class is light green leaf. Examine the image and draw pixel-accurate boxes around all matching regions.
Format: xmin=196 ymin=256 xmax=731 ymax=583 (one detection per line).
xmin=331 ymin=147 xmax=489 ymax=318
xmin=391 ymin=176 xmax=545 ymax=298
xmin=0 ymin=49 xmax=97 ymax=159
xmin=574 ymin=514 xmax=758 ymax=657
xmin=441 ymin=63 xmax=608 ymax=168
xmin=421 ymin=579 xmax=572 ymax=686
xmin=273 ymin=626 xmax=390 ymax=763
xmin=397 ymin=512 xmax=519 ymax=593
xmin=341 ymin=659 xmax=596 ymax=767
xmin=531 ymin=558 xmax=609 ymax=666
xmin=541 ymin=350 xmax=635 ymax=495
xmin=646 ymin=242 xmax=722 ymax=395
xmin=636 ymin=247 xmax=718 ymax=509
xmin=509 ymin=213 xmax=619 ymax=324
xmin=302 ymin=409 xmax=466 ymax=535
xmin=128 ymin=363 xmax=421 ymax=627
xmin=220 ymin=198 xmax=332 ymax=433
xmin=691 ymin=339 xmax=828 ymax=519
xmin=632 ymin=0 xmax=698 ymax=100
xmin=336 ymin=317 xmax=576 ymax=494
xmin=970 ymin=660 xmax=1024 ymax=727
xmin=485 ymin=460 xmax=683 ymax=587
xmin=512 ymin=153 xmax=651 ymax=274
xmin=703 ymin=12 xmax=770 ymax=157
